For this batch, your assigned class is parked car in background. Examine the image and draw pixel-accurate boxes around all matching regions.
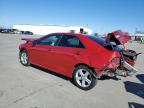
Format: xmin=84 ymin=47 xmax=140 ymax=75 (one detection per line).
xmin=20 ymin=31 xmax=33 ymax=35
xmin=0 ymin=29 xmax=3 ymax=33
xmin=10 ymin=29 xmax=19 ymax=34
xmin=0 ymin=29 xmax=11 ymax=33
xmin=0 ymin=29 xmax=19 ymax=34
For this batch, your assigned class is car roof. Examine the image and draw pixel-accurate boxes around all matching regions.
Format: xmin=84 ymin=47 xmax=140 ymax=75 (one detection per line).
xmin=48 ymin=32 xmax=87 ymax=37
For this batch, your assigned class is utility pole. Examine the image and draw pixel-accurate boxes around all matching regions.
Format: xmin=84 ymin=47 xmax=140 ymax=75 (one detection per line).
xmin=135 ymin=28 xmax=138 ymax=33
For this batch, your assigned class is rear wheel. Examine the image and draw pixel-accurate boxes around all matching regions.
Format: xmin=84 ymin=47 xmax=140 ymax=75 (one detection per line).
xmin=73 ymin=65 xmax=97 ymax=90
xmin=20 ymin=50 xmax=30 ymax=66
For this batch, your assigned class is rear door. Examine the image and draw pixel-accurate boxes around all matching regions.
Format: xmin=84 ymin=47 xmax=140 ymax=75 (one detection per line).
xmin=50 ymin=34 xmax=86 ymax=77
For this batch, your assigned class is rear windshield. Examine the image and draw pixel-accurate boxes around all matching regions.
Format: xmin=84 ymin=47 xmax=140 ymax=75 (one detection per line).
xmin=87 ymin=35 xmax=105 ymax=46
xmin=87 ymin=35 xmax=122 ymax=51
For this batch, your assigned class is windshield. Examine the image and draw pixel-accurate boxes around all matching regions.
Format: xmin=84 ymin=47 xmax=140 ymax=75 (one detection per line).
xmin=87 ymin=35 xmax=122 ymax=51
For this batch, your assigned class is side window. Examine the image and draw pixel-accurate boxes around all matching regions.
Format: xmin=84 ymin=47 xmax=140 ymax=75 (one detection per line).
xmin=59 ymin=35 xmax=85 ymax=48
xmin=38 ymin=35 xmax=59 ymax=46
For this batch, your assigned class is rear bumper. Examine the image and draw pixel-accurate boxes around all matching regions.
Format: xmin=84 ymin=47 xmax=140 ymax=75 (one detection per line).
xmin=95 ymin=59 xmax=138 ymax=77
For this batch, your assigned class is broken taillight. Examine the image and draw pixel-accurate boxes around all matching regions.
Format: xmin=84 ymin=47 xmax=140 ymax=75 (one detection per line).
xmin=108 ymin=57 xmax=120 ymax=69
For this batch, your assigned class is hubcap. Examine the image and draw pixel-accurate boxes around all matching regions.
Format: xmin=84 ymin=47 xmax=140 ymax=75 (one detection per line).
xmin=75 ymin=69 xmax=92 ymax=88
xmin=21 ymin=52 xmax=28 ymax=65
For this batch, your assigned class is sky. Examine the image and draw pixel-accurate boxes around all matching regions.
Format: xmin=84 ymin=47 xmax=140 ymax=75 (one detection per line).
xmin=0 ymin=0 xmax=144 ymax=34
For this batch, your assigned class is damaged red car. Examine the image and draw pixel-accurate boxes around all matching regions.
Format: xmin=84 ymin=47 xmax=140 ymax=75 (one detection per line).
xmin=19 ymin=30 xmax=140 ymax=90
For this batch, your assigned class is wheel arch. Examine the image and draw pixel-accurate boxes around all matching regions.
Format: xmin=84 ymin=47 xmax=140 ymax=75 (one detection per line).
xmin=19 ymin=48 xmax=30 ymax=66
xmin=20 ymin=48 xmax=27 ymax=52
xmin=74 ymin=63 xmax=97 ymax=78
xmin=19 ymin=48 xmax=30 ymax=56
xmin=19 ymin=48 xmax=28 ymax=58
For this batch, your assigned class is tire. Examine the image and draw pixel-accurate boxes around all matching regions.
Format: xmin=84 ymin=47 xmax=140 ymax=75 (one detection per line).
xmin=19 ymin=50 xmax=30 ymax=66
xmin=73 ymin=65 xmax=97 ymax=90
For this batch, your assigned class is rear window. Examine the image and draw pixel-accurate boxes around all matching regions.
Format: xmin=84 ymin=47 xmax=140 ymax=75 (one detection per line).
xmin=87 ymin=35 xmax=105 ymax=46
xmin=87 ymin=35 xmax=122 ymax=51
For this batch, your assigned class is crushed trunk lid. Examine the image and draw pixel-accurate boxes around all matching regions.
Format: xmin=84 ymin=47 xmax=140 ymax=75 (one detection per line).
xmin=105 ymin=30 xmax=132 ymax=45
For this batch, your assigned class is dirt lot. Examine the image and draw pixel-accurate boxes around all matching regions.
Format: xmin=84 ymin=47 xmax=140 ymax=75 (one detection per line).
xmin=0 ymin=33 xmax=144 ymax=108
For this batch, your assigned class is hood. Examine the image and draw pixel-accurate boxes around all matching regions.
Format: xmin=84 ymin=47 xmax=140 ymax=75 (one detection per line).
xmin=105 ymin=30 xmax=132 ymax=45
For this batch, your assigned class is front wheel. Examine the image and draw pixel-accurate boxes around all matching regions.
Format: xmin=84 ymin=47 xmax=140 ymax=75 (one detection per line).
xmin=19 ymin=50 xmax=30 ymax=66
xmin=73 ymin=65 xmax=97 ymax=90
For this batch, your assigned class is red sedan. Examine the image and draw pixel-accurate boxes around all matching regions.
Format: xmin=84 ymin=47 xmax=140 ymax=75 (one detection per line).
xmin=19 ymin=33 xmax=123 ymax=90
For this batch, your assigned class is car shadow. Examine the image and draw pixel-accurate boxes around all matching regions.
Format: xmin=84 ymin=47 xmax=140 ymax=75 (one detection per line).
xmin=99 ymin=75 xmax=121 ymax=81
xmin=31 ymin=64 xmax=71 ymax=81
xmin=124 ymin=81 xmax=144 ymax=99
xmin=128 ymin=102 xmax=144 ymax=108
xmin=136 ymin=74 xmax=144 ymax=83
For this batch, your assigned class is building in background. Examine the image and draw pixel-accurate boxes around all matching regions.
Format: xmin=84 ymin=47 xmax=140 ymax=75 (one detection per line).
xmin=134 ymin=31 xmax=144 ymax=42
xmin=13 ymin=24 xmax=93 ymax=35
